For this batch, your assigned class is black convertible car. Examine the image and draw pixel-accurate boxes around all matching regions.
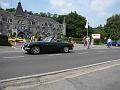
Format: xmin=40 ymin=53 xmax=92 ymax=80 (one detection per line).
xmin=22 ymin=37 xmax=74 ymax=54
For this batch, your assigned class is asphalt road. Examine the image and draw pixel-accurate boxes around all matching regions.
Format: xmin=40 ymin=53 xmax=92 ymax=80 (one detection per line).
xmin=35 ymin=65 xmax=120 ymax=90
xmin=0 ymin=46 xmax=120 ymax=80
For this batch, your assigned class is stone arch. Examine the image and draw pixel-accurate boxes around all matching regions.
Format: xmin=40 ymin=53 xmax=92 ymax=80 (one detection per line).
xmin=18 ymin=32 xmax=25 ymax=39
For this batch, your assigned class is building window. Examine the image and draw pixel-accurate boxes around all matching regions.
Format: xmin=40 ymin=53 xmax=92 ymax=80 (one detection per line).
xmin=21 ymin=26 xmax=25 ymax=29
xmin=21 ymin=21 xmax=23 ymax=24
xmin=7 ymin=25 xmax=9 ymax=29
xmin=10 ymin=19 xmax=12 ymax=23
xmin=18 ymin=21 xmax=20 ymax=24
xmin=49 ymin=23 xmax=52 ymax=26
xmin=32 ymin=21 xmax=35 ymax=25
xmin=45 ymin=23 xmax=47 ymax=26
xmin=42 ymin=27 xmax=45 ymax=29
xmin=37 ymin=26 xmax=40 ymax=29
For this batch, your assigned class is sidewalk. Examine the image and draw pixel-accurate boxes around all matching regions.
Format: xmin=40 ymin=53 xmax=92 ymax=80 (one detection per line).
xmin=73 ymin=44 xmax=107 ymax=50
xmin=0 ymin=43 xmax=23 ymax=52
xmin=73 ymin=44 xmax=119 ymax=50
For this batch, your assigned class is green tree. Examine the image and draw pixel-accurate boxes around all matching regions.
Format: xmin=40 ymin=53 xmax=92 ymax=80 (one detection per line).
xmin=66 ymin=11 xmax=86 ymax=38
xmin=93 ymin=25 xmax=107 ymax=43
xmin=27 ymin=11 xmax=33 ymax=15
xmin=104 ymin=14 xmax=120 ymax=40
xmin=0 ymin=8 xmax=4 ymax=10
xmin=39 ymin=12 xmax=47 ymax=17
xmin=6 ymin=8 xmax=16 ymax=12
xmin=47 ymin=12 xmax=52 ymax=18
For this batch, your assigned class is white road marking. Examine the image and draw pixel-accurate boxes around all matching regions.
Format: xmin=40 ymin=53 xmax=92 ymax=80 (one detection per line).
xmin=78 ymin=52 xmax=88 ymax=54
xmin=48 ymin=54 xmax=62 ymax=56
xmin=3 ymin=56 xmax=24 ymax=59
xmin=1 ymin=59 xmax=120 ymax=83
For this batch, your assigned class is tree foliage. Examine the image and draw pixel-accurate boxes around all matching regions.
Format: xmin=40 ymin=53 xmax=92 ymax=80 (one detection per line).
xmin=104 ymin=14 xmax=120 ymax=40
xmin=53 ymin=11 xmax=86 ymax=38
xmin=65 ymin=11 xmax=86 ymax=38
xmin=0 ymin=34 xmax=11 ymax=46
xmin=93 ymin=25 xmax=107 ymax=43
xmin=6 ymin=8 xmax=16 ymax=12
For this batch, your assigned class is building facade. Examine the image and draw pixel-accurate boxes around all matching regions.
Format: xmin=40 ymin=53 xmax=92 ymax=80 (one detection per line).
xmin=0 ymin=2 xmax=65 ymax=39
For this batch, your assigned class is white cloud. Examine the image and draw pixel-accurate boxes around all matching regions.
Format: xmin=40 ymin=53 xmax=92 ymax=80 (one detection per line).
xmin=50 ymin=0 xmax=77 ymax=14
xmin=49 ymin=0 xmax=119 ymax=27
xmin=90 ymin=0 xmax=115 ymax=11
xmin=89 ymin=0 xmax=119 ymax=19
xmin=50 ymin=0 xmax=70 ymax=7
xmin=0 ymin=0 xmax=10 ymax=9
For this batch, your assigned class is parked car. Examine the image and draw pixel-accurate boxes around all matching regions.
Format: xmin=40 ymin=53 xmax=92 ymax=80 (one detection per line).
xmin=111 ymin=41 xmax=120 ymax=46
xmin=22 ymin=37 xmax=74 ymax=54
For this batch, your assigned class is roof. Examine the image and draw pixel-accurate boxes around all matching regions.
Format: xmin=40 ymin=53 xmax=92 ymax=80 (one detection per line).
xmin=0 ymin=10 xmax=11 ymax=18
xmin=28 ymin=15 xmax=60 ymax=24
xmin=15 ymin=2 xmax=25 ymax=17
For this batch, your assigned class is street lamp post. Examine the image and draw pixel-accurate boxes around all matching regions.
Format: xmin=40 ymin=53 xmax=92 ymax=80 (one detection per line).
xmin=85 ymin=21 xmax=89 ymax=37
xmin=85 ymin=21 xmax=90 ymax=49
xmin=87 ymin=26 xmax=88 ymax=38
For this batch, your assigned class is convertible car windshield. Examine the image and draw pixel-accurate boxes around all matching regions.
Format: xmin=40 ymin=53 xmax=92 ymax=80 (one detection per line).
xmin=41 ymin=37 xmax=69 ymax=43
xmin=42 ymin=37 xmax=52 ymax=42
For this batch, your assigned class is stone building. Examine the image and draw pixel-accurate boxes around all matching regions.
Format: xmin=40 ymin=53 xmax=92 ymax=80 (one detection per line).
xmin=0 ymin=2 xmax=65 ymax=39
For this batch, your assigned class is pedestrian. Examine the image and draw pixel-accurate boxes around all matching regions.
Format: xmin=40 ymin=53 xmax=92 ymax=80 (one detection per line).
xmin=31 ymin=35 xmax=35 ymax=42
xmin=82 ymin=36 xmax=87 ymax=46
xmin=38 ymin=35 xmax=41 ymax=41
xmin=90 ymin=37 xmax=94 ymax=48
xmin=86 ymin=36 xmax=90 ymax=49
xmin=107 ymin=37 xmax=112 ymax=48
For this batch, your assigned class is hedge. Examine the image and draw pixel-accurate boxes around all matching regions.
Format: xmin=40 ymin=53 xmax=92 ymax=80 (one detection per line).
xmin=0 ymin=35 xmax=11 ymax=46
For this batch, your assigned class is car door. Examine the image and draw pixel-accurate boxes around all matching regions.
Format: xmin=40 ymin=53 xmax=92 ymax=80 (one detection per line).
xmin=41 ymin=42 xmax=57 ymax=52
xmin=41 ymin=42 xmax=51 ymax=52
xmin=48 ymin=42 xmax=58 ymax=52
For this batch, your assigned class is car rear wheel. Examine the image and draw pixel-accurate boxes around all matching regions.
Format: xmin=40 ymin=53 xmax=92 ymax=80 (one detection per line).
xmin=63 ymin=47 xmax=69 ymax=53
xmin=31 ymin=46 xmax=40 ymax=55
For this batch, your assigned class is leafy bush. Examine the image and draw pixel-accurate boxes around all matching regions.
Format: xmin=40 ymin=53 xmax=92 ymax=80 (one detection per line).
xmin=62 ymin=37 xmax=82 ymax=44
xmin=0 ymin=35 xmax=11 ymax=46
xmin=94 ymin=39 xmax=103 ymax=45
xmin=71 ymin=38 xmax=82 ymax=44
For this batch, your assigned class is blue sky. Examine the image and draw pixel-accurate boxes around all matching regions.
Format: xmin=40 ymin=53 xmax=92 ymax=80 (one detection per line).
xmin=0 ymin=0 xmax=120 ymax=27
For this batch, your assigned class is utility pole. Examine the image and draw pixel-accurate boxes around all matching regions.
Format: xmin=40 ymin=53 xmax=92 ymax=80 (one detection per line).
xmin=0 ymin=2 xmax=1 ymax=9
xmin=85 ymin=20 xmax=90 ymax=49
xmin=85 ymin=20 xmax=89 ymax=37
xmin=63 ymin=16 xmax=66 ymax=36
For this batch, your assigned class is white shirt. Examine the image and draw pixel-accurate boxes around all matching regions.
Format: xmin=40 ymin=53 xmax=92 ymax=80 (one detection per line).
xmin=107 ymin=38 xmax=112 ymax=43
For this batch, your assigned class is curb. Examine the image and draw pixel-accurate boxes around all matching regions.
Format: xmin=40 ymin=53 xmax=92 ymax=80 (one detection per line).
xmin=1 ymin=59 xmax=120 ymax=90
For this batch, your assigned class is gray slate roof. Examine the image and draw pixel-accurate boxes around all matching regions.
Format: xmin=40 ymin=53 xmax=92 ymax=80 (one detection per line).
xmin=28 ymin=15 xmax=60 ymax=24
xmin=15 ymin=2 xmax=25 ymax=16
xmin=0 ymin=10 xmax=11 ymax=17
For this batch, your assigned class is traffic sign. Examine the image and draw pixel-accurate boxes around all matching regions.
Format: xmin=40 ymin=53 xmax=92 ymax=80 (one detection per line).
xmin=92 ymin=34 xmax=100 ymax=39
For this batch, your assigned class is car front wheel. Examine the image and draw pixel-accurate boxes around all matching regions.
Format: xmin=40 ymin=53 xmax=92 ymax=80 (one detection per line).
xmin=63 ymin=47 xmax=69 ymax=53
xmin=31 ymin=46 xmax=40 ymax=55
